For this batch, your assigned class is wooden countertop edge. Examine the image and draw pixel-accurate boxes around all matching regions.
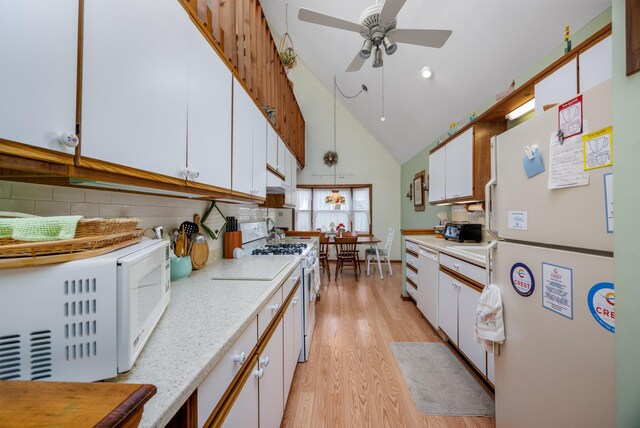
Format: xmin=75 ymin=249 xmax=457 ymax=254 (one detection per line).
xmin=96 ymin=384 xmax=157 ymax=428
xmin=401 ymin=229 xmax=435 ymax=236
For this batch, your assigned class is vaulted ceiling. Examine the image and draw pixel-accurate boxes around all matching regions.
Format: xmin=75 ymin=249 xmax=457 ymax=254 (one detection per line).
xmin=261 ymin=0 xmax=610 ymax=164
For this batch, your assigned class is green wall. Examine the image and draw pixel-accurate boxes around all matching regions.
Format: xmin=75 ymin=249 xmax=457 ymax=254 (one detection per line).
xmin=613 ymin=0 xmax=640 ymax=425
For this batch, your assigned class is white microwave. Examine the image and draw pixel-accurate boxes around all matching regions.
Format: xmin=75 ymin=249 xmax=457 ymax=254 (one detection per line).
xmin=0 ymin=238 xmax=170 ymax=382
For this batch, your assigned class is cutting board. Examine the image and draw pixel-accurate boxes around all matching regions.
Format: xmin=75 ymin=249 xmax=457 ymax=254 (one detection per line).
xmin=209 ymin=256 xmax=297 ymax=281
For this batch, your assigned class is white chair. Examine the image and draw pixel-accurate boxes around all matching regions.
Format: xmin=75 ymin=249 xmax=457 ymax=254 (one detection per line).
xmin=365 ymin=227 xmax=395 ymax=279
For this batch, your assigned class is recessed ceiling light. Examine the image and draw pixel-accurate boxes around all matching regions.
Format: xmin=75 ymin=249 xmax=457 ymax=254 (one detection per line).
xmin=421 ymin=66 xmax=433 ymax=79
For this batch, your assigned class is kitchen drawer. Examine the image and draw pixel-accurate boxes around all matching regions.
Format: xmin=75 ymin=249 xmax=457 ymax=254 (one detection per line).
xmin=282 ymin=265 xmax=301 ymax=301
xmin=406 ymin=281 xmax=417 ymax=299
xmin=406 ymin=253 xmax=418 ymax=269
xmin=440 ymin=253 xmax=486 ymax=285
xmin=197 ymin=317 xmax=258 ymax=427
xmin=406 ymin=268 xmax=419 ymax=284
xmin=258 ymin=287 xmax=283 ymax=337
xmin=405 ymin=240 xmax=420 ymax=253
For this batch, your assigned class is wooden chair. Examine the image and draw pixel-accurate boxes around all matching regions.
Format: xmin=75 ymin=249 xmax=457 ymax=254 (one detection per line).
xmin=334 ymin=236 xmax=359 ymax=281
xmin=319 ymin=234 xmax=331 ymax=280
xmin=341 ymin=232 xmax=361 ymax=272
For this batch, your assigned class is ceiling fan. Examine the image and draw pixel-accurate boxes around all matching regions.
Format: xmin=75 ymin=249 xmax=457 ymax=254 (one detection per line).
xmin=298 ymin=0 xmax=452 ymax=72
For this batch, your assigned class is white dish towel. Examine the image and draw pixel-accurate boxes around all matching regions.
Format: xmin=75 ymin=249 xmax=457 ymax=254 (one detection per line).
xmin=474 ymin=283 xmax=505 ymax=353
xmin=311 ymin=257 xmax=320 ymax=297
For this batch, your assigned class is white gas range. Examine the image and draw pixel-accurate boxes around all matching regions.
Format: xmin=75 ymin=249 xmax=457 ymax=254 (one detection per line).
xmin=239 ymin=222 xmax=317 ymax=362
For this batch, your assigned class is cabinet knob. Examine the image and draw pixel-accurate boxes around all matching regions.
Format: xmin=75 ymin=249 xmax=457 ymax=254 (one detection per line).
xmin=233 ymin=352 xmax=246 ymax=364
xmin=259 ymin=356 xmax=270 ymax=368
xmin=270 ymin=304 xmax=279 ymax=313
xmin=292 ymin=297 xmax=299 ymax=305
xmin=453 ymin=263 xmax=460 ymax=270
xmin=189 ymin=170 xmax=200 ymax=179
xmin=57 ymin=132 xmax=79 ymax=148
xmin=254 ymin=369 xmax=264 ymax=379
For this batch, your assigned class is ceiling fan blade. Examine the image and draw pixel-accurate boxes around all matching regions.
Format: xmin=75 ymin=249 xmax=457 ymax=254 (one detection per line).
xmin=298 ymin=8 xmax=367 ymax=33
xmin=379 ymin=0 xmax=407 ymax=25
xmin=390 ymin=29 xmax=453 ymax=48
xmin=346 ymin=52 xmax=367 ymax=72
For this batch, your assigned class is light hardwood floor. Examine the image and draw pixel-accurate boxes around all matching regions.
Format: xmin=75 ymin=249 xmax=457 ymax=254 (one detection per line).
xmin=282 ymin=266 xmax=495 ymax=428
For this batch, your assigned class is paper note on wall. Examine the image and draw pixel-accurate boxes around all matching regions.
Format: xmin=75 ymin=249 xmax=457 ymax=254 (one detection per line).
xmin=548 ymin=130 xmax=589 ymax=189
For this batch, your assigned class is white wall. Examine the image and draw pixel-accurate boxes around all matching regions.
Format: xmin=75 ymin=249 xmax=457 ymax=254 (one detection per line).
xmin=287 ymin=61 xmax=402 ymax=259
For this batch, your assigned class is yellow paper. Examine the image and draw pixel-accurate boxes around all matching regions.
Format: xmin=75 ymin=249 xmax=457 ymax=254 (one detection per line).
xmin=583 ymin=126 xmax=613 ymax=170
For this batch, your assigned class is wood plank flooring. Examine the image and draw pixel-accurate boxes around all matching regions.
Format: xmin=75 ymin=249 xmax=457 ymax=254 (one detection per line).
xmin=282 ymin=267 xmax=495 ymax=428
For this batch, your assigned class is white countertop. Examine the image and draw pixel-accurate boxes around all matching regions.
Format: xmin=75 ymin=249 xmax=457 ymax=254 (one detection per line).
xmin=112 ymin=255 xmax=300 ymax=428
xmin=404 ymin=235 xmax=489 ymax=267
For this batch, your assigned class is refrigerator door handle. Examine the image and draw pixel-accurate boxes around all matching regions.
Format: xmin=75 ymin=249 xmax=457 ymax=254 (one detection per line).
xmin=486 ymin=240 xmax=498 ymax=286
xmin=485 ymin=136 xmax=499 ymax=238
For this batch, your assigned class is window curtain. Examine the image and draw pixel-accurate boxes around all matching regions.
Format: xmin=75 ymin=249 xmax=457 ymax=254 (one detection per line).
xmin=313 ymin=188 xmax=350 ymax=231
xmin=352 ymin=187 xmax=371 ymax=233
xmin=295 ymin=188 xmax=312 ymax=231
xmin=295 ymin=187 xmax=371 ymax=233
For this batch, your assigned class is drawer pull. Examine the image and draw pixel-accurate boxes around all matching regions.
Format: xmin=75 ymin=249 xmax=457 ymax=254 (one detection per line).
xmin=254 ymin=369 xmax=264 ymax=379
xmin=270 ymin=304 xmax=279 ymax=313
xmin=453 ymin=263 xmax=460 ymax=270
xmin=259 ymin=356 xmax=270 ymax=368
xmin=233 ymin=352 xmax=246 ymax=364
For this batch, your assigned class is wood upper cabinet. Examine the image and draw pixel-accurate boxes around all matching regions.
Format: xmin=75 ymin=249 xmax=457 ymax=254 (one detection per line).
xmin=81 ymin=0 xmax=190 ymax=180
xmin=186 ymin=21 xmax=232 ymax=190
xmin=428 ymin=122 xmax=505 ymax=204
xmin=0 ymin=0 xmax=78 ymax=157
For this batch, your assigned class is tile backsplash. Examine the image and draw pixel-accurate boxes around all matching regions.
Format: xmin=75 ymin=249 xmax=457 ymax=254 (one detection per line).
xmin=0 ymin=181 xmax=275 ymax=263
xmin=451 ymin=205 xmax=487 ymax=241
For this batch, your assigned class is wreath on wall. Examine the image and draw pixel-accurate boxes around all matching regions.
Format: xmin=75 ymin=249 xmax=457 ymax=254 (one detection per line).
xmin=323 ymin=150 xmax=339 ymax=167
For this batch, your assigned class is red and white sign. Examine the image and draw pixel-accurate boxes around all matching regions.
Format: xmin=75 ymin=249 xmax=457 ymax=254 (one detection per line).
xmin=558 ymin=95 xmax=583 ymax=139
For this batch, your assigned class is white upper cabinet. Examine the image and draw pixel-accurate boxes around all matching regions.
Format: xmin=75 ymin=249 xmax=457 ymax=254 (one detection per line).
xmin=267 ymin=125 xmax=278 ymax=170
xmin=186 ymin=22 xmax=232 ymax=189
xmin=428 ymin=146 xmax=446 ymax=203
xmin=0 ymin=0 xmax=78 ymax=154
xmin=82 ymin=0 xmax=189 ymax=178
xmin=277 ymin=138 xmax=286 ymax=174
xmin=579 ymin=35 xmax=612 ymax=93
xmin=232 ymin=79 xmax=254 ymax=195
xmin=252 ymin=108 xmax=267 ymax=199
xmin=445 ymin=128 xmax=473 ymax=200
xmin=534 ymin=58 xmax=577 ymax=115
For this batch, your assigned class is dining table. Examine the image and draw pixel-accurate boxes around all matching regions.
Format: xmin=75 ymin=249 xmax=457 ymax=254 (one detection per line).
xmin=326 ymin=235 xmax=381 ymax=278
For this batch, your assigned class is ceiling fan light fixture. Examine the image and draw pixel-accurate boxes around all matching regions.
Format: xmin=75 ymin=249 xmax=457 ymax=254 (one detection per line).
xmin=421 ymin=65 xmax=434 ymax=79
xmin=359 ymin=39 xmax=373 ymax=59
xmin=382 ymin=35 xmax=397 ymax=55
xmin=372 ymin=47 xmax=383 ymax=68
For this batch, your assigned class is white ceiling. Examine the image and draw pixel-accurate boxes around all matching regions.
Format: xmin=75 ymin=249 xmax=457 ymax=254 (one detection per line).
xmin=262 ymin=0 xmax=610 ymax=164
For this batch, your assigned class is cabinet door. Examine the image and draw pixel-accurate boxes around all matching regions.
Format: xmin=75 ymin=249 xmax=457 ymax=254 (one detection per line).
xmin=487 ymin=347 xmax=495 ymax=384
xmin=82 ymin=0 xmax=188 ymax=178
xmin=579 ymin=35 xmax=612 ymax=93
xmin=293 ymin=287 xmax=303 ymax=364
xmin=267 ymin=125 xmax=278 ymax=169
xmin=232 ymin=78 xmax=255 ymax=195
xmin=186 ymin=23 xmax=232 ymax=190
xmin=0 ymin=0 xmax=78 ymax=154
xmin=259 ymin=320 xmax=284 ymax=428
xmin=534 ymin=58 xmax=577 ymax=115
xmin=458 ymin=284 xmax=486 ymax=375
xmin=438 ymin=270 xmax=459 ymax=344
xmin=428 ymin=147 xmax=446 ymax=202
xmin=277 ymin=138 xmax=286 ymax=174
xmin=223 ymin=360 xmax=259 ymax=428
xmin=283 ymin=296 xmax=295 ymax=402
xmin=252 ymin=110 xmax=267 ymax=199
xmin=445 ymin=128 xmax=473 ymax=200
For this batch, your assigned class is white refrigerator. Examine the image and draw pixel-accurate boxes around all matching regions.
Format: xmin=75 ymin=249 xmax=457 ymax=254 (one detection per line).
xmin=486 ymin=80 xmax=614 ymax=428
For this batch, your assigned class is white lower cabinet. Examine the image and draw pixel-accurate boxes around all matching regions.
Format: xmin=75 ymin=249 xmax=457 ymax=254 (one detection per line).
xmin=487 ymin=347 xmax=495 ymax=385
xmin=259 ymin=320 xmax=284 ymax=428
xmin=284 ymin=286 xmax=302 ymax=401
xmin=438 ymin=267 xmax=488 ymax=378
xmin=223 ymin=359 xmax=259 ymax=428
xmin=197 ymin=318 xmax=258 ymax=427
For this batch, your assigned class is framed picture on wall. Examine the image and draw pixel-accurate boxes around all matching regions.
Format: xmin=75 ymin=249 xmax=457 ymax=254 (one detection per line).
xmin=413 ymin=171 xmax=425 ymax=212
xmin=627 ymin=0 xmax=640 ymax=76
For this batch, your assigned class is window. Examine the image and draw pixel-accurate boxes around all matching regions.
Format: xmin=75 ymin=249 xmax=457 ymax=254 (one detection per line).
xmin=295 ymin=186 xmax=372 ymax=234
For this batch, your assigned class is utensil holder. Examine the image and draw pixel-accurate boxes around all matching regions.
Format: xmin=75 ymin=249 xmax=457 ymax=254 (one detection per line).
xmin=170 ymin=255 xmax=192 ymax=281
xmin=224 ymin=232 xmax=242 ymax=259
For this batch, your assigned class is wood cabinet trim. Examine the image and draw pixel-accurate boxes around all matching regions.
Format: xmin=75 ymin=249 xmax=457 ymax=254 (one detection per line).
xmin=0 ymin=140 xmax=75 ymax=166
xmin=401 ymin=229 xmax=436 ymax=236
xmin=440 ymin=265 xmax=485 ymax=292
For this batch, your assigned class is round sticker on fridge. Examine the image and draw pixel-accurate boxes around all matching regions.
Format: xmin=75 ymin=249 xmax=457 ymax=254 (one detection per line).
xmin=587 ymin=282 xmax=615 ymax=333
xmin=510 ymin=263 xmax=535 ymax=296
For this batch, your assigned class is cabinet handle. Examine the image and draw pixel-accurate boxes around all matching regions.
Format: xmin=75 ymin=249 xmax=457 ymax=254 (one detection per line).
xmin=292 ymin=297 xmax=299 ymax=305
xmin=453 ymin=263 xmax=460 ymax=270
xmin=179 ymin=168 xmax=190 ymax=179
xmin=233 ymin=352 xmax=246 ymax=364
xmin=270 ymin=304 xmax=279 ymax=313
xmin=57 ymin=132 xmax=79 ymax=148
xmin=254 ymin=369 xmax=264 ymax=379
xmin=189 ymin=170 xmax=200 ymax=179
xmin=259 ymin=356 xmax=270 ymax=368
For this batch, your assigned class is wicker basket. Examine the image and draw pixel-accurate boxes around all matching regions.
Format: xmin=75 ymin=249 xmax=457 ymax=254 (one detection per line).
xmin=0 ymin=218 xmax=143 ymax=265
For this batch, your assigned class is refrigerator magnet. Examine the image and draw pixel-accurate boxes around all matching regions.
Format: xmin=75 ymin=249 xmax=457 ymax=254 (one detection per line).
xmin=587 ymin=282 xmax=615 ymax=333
xmin=510 ymin=263 xmax=535 ymax=297
xmin=542 ymin=263 xmax=573 ymax=320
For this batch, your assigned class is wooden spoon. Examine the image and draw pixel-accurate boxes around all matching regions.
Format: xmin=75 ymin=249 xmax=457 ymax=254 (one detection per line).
xmin=175 ymin=225 xmax=185 ymax=257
